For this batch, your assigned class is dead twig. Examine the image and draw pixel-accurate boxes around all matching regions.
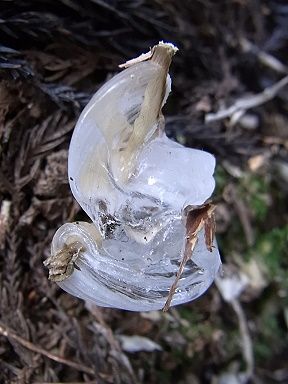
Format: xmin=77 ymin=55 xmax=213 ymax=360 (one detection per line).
xmin=231 ymin=299 xmax=254 ymax=378
xmin=216 ymin=266 xmax=254 ymax=380
xmin=0 ymin=321 xmax=95 ymax=376
xmin=239 ymin=38 xmax=288 ymax=75
xmin=205 ymin=75 xmax=288 ymax=123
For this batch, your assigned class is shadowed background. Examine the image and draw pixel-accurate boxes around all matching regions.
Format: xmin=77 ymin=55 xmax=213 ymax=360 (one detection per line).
xmin=0 ymin=1 xmax=287 ymax=383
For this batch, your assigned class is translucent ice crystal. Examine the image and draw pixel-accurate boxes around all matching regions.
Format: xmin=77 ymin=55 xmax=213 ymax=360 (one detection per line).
xmin=45 ymin=42 xmax=221 ymax=311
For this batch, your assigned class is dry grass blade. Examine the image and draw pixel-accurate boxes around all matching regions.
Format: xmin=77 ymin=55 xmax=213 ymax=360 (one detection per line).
xmin=162 ymin=236 xmax=198 ymax=312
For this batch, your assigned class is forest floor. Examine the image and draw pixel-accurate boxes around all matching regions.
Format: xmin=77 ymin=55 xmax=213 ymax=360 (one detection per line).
xmin=0 ymin=1 xmax=287 ymax=383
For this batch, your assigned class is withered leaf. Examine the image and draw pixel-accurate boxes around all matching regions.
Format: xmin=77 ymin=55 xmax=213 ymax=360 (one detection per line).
xmin=162 ymin=203 xmax=216 ymax=311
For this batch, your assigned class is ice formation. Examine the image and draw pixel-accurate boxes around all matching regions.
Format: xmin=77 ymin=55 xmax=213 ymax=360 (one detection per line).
xmin=44 ymin=42 xmax=221 ymax=311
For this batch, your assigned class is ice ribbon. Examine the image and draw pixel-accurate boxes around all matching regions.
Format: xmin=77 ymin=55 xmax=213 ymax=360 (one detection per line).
xmin=44 ymin=42 xmax=221 ymax=311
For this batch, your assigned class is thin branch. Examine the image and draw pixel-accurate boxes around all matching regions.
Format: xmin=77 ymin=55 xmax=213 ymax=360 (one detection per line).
xmin=231 ymin=299 xmax=254 ymax=378
xmin=205 ymin=75 xmax=288 ymax=123
xmin=0 ymin=321 xmax=95 ymax=376
xmin=239 ymin=38 xmax=288 ymax=75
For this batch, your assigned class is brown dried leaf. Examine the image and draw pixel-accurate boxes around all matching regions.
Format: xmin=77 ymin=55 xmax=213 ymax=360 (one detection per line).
xmin=163 ymin=203 xmax=216 ymax=311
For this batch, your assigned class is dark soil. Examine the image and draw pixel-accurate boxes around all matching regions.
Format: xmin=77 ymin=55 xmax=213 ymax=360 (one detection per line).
xmin=0 ymin=1 xmax=287 ymax=383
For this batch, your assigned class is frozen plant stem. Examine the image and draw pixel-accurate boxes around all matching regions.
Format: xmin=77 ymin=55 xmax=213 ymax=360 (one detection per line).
xmin=44 ymin=42 xmax=221 ymax=311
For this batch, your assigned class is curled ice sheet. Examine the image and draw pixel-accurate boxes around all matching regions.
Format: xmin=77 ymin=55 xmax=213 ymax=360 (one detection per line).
xmin=44 ymin=42 xmax=221 ymax=311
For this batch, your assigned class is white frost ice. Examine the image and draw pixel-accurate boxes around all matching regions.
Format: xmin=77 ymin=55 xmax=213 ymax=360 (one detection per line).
xmin=45 ymin=42 xmax=221 ymax=311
